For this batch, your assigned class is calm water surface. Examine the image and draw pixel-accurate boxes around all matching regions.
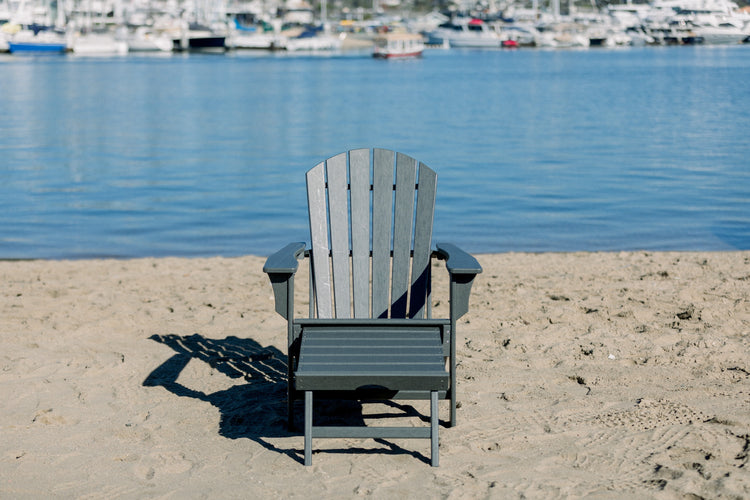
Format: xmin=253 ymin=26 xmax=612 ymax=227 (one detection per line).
xmin=1 ymin=46 xmax=749 ymax=259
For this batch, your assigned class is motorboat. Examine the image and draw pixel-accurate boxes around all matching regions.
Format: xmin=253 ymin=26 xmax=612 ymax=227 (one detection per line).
xmin=127 ymin=27 xmax=173 ymax=52
xmin=499 ymin=24 xmax=537 ymax=46
xmin=72 ymin=32 xmax=128 ymax=55
xmin=231 ymin=31 xmax=287 ymax=50
xmin=173 ymin=23 xmax=227 ymax=52
xmin=229 ymin=19 xmax=287 ymax=50
xmin=426 ymin=18 xmax=502 ymax=48
xmin=284 ymin=26 xmax=341 ymax=51
xmin=690 ymin=22 xmax=748 ymax=44
xmin=534 ymin=24 xmax=590 ymax=48
xmin=373 ymin=31 xmax=424 ymax=58
xmin=408 ymin=11 xmax=450 ymax=34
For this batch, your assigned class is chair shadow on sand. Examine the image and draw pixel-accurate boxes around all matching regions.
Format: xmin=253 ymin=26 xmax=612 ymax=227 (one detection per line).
xmin=143 ymin=334 xmax=432 ymax=464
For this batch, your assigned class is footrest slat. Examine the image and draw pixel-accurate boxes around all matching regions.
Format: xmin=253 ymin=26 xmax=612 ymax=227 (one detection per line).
xmin=312 ymin=426 xmax=432 ymax=439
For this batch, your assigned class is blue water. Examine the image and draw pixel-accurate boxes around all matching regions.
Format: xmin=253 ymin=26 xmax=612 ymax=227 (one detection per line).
xmin=1 ymin=46 xmax=749 ymax=259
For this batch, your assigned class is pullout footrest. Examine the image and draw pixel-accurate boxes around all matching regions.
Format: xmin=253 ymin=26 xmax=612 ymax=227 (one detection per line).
xmin=295 ymin=324 xmax=450 ymax=391
xmin=296 ymin=324 xmax=448 ymax=466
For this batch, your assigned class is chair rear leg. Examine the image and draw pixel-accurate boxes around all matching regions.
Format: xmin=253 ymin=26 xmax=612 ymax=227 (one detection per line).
xmin=288 ymin=381 xmax=294 ymax=431
xmin=450 ymin=375 xmax=457 ymax=427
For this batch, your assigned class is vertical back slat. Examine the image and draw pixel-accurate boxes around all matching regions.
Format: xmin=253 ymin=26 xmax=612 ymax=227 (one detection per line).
xmin=391 ymin=153 xmax=417 ymax=318
xmin=349 ymin=149 xmax=371 ymax=319
xmin=372 ymin=149 xmax=394 ymax=318
xmin=409 ymin=163 xmax=437 ymax=318
xmin=326 ymin=153 xmax=351 ymax=319
xmin=306 ymin=163 xmax=332 ymax=318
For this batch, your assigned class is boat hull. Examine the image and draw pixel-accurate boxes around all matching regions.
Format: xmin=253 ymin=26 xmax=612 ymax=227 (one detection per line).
xmin=173 ymin=29 xmax=227 ymax=52
xmin=8 ymin=42 xmax=67 ymax=53
xmin=373 ymin=50 xmax=423 ymax=58
xmin=188 ymin=36 xmax=226 ymax=50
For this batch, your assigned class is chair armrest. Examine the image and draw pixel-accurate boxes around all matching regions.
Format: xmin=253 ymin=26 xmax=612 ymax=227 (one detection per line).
xmin=264 ymin=242 xmax=306 ymax=319
xmin=263 ymin=242 xmax=307 ymax=275
xmin=435 ymin=243 xmax=482 ymax=276
xmin=434 ymin=243 xmax=482 ymax=321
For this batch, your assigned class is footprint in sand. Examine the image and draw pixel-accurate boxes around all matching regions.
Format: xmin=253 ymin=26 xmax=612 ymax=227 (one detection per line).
xmin=134 ymin=452 xmax=193 ymax=481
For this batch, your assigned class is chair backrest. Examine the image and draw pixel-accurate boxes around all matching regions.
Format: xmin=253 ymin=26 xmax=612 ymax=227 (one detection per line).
xmin=306 ymin=148 xmax=437 ymax=320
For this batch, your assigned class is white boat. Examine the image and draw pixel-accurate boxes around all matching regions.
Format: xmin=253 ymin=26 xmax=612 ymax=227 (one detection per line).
xmin=7 ymin=28 xmax=68 ymax=53
xmin=608 ymin=0 xmax=750 ymax=44
xmin=72 ymin=32 xmax=128 ymax=55
xmin=231 ymin=31 xmax=287 ymax=50
xmin=534 ymin=24 xmax=590 ymax=48
xmin=127 ymin=27 xmax=173 ymax=52
xmin=229 ymin=18 xmax=287 ymax=50
xmin=407 ymin=10 xmax=450 ymax=34
xmin=690 ymin=22 xmax=748 ymax=44
xmin=284 ymin=27 xmax=341 ymax=51
xmin=426 ymin=18 xmax=502 ymax=48
xmin=373 ymin=32 xmax=424 ymax=58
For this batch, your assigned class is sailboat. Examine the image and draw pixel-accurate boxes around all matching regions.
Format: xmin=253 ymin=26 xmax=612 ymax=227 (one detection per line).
xmin=5 ymin=0 xmax=68 ymax=53
xmin=69 ymin=0 xmax=127 ymax=55
xmin=8 ymin=28 xmax=68 ymax=53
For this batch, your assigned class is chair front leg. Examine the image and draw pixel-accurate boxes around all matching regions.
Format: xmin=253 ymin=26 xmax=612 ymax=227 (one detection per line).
xmin=431 ymin=391 xmax=439 ymax=467
xmin=304 ymin=391 xmax=313 ymax=466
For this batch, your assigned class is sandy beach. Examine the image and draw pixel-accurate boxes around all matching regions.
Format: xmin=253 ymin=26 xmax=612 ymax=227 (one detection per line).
xmin=1 ymin=251 xmax=748 ymax=498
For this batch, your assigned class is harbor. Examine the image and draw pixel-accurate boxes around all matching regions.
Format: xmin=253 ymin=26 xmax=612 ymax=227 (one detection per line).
xmin=1 ymin=0 xmax=750 ymax=55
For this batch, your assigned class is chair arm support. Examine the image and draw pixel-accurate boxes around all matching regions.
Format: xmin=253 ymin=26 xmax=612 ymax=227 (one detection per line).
xmin=435 ymin=243 xmax=482 ymax=320
xmin=263 ymin=242 xmax=306 ymax=319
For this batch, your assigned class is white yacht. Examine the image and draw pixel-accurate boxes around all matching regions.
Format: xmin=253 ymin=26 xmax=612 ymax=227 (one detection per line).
xmin=72 ymin=32 xmax=128 ymax=55
xmin=691 ymin=21 xmax=748 ymax=44
xmin=231 ymin=31 xmax=287 ymax=50
xmin=427 ymin=18 xmax=502 ymax=48
xmin=284 ymin=27 xmax=341 ymax=51
xmin=127 ymin=27 xmax=173 ymax=52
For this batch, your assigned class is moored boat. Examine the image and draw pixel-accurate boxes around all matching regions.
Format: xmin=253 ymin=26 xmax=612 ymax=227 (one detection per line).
xmin=7 ymin=29 xmax=68 ymax=53
xmin=284 ymin=26 xmax=341 ymax=51
xmin=173 ymin=23 xmax=227 ymax=53
xmin=231 ymin=31 xmax=287 ymax=50
xmin=72 ymin=32 xmax=128 ymax=55
xmin=127 ymin=27 xmax=173 ymax=52
xmin=373 ymin=31 xmax=424 ymax=58
xmin=426 ymin=18 xmax=502 ymax=48
xmin=691 ymin=22 xmax=748 ymax=44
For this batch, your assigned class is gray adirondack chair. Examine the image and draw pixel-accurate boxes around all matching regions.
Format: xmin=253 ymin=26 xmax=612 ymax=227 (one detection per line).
xmin=263 ymin=148 xmax=481 ymax=466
